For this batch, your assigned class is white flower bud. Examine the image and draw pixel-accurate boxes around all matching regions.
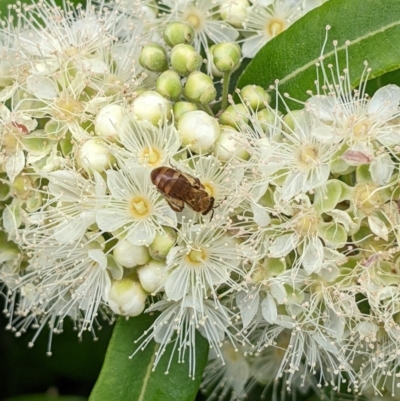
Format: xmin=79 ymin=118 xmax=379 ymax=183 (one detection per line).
xmin=76 ymin=138 xmax=115 ymax=173
xmin=219 ymin=104 xmax=249 ymax=128
xmin=137 ymin=260 xmax=169 ymax=294
xmin=132 ymin=91 xmax=171 ymax=126
xmin=95 ymin=104 xmax=124 ymax=141
xmin=139 ymin=42 xmax=168 ymax=72
xmin=173 ymin=101 xmax=198 ymax=122
xmin=113 ymin=239 xmax=150 ymax=268
xmin=214 ymin=125 xmax=250 ymax=162
xmin=241 ymin=85 xmax=271 ymax=110
xmin=220 ymin=0 xmax=249 ymax=28
xmin=211 ymin=42 xmax=241 ymax=73
xmin=183 ymin=71 xmax=217 ymax=105
xmin=164 ymin=22 xmax=195 ymax=47
xmin=170 ymin=44 xmax=202 ymax=76
xmin=108 ymin=279 xmax=147 ymax=316
xmin=149 ymin=227 xmax=177 ymax=260
xmin=156 ymin=70 xmax=182 ymax=101
xmin=178 ymin=110 xmax=220 ymax=153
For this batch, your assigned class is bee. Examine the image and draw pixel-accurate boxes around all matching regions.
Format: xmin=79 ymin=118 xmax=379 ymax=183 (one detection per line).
xmin=151 ymin=166 xmax=215 ymax=215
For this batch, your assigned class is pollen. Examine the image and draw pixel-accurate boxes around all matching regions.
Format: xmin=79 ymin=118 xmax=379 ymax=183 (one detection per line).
xmin=297 ymin=144 xmax=319 ymax=169
xmin=202 ymin=182 xmax=215 ymax=197
xmin=294 ymin=212 xmax=319 ymax=237
xmin=53 ymin=94 xmax=83 ymax=121
xmin=129 ymin=196 xmax=151 ymax=219
xmin=183 ymin=7 xmax=204 ymax=30
xmin=353 ymin=183 xmax=383 ymax=215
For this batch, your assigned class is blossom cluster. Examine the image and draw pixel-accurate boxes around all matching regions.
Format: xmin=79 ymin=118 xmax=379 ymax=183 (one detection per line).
xmin=1 ymin=0 xmax=400 ymax=400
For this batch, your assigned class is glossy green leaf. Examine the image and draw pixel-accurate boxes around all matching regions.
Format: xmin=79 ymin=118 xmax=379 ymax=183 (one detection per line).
xmin=237 ymin=0 xmax=400 ymax=111
xmin=89 ymin=315 xmax=209 ymax=401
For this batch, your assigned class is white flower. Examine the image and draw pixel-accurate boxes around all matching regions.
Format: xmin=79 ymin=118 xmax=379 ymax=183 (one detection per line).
xmin=96 ymin=167 xmax=177 ymax=245
xmin=131 ymin=296 xmax=240 ymax=378
xmin=241 ymin=0 xmax=311 ymax=58
xmin=164 ymin=222 xmax=242 ymax=301
xmin=115 ymin=114 xmax=181 ymax=170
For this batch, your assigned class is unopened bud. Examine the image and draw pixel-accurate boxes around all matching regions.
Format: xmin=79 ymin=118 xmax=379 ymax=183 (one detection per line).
xmin=173 ymin=101 xmax=198 ymax=122
xmin=241 ymin=85 xmax=271 ymax=110
xmin=132 ymin=91 xmax=171 ymax=126
xmin=149 ymin=226 xmax=177 ymax=260
xmin=95 ymin=104 xmax=124 ymax=141
xmin=183 ymin=71 xmax=216 ymax=105
xmin=171 ymin=44 xmax=202 ymax=76
xmin=219 ymin=104 xmax=249 ymax=128
xmin=113 ymin=239 xmax=151 ymax=268
xmin=76 ymin=138 xmax=115 ymax=173
xmin=220 ymin=0 xmax=249 ymax=28
xmin=156 ymin=70 xmax=182 ymax=101
xmin=137 ymin=260 xmax=169 ymax=294
xmin=139 ymin=43 xmax=168 ymax=72
xmin=214 ymin=125 xmax=250 ymax=162
xmin=164 ymin=22 xmax=195 ymax=47
xmin=178 ymin=110 xmax=220 ymax=153
xmin=211 ymin=42 xmax=241 ymax=73
xmin=108 ymin=279 xmax=147 ymax=316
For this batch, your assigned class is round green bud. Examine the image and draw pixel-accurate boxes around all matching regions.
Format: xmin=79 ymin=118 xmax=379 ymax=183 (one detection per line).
xmin=256 ymin=108 xmax=282 ymax=137
xmin=164 ymin=22 xmax=195 ymax=47
xmin=139 ymin=42 xmax=168 ymax=72
xmin=173 ymin=101 xmax=198 ymax=122
xmin=156 ymin=70 xmax=182 ymax=101
xmin=149 ymin=226 xmax=177 ymax=260
xmin=241 ymin=85 xmax=271 ymax=110
xmin=220 ymin=0 xmax=249 ymax=28
xmin=108 ymin=279 xmax=147 ymax=316
xmin=219 ymin=104 xmax=249 ymax=128
xmin=211 ymin=42 xmax=241 ymax=73
xmin=183 ymin=71 xmax=216 ymax=105
xmin=170 ymin=44 xmax=203 ymax=76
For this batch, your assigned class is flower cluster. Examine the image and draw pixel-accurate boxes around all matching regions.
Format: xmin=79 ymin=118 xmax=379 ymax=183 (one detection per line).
xmin=2 ymin=0 xmax=400 ymax=400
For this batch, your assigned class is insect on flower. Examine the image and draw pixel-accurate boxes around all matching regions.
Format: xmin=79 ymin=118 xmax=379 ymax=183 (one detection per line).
xmin=151 ymin=166 xmax=215 ymax=215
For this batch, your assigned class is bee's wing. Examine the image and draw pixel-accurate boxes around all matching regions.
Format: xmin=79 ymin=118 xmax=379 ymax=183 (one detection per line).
xmin=165 ymin=196 xmax=185 ymax=212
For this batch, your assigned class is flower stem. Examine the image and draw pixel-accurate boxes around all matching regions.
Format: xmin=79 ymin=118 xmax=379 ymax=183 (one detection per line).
xmin=221 ymin=71 xmax=232 ymax=111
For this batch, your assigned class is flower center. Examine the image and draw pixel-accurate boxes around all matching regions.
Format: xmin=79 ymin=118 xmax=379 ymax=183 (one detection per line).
xmin=202 ymin=182 xmax=215 ymax=197
xmin=351 ymin=118 xmax=372 ymax=141
xmin=294 ymin=212 xmax=319 ymax=237
xmin=297 ymin=144 xmax=319 ymax=169
xmin=265 ymin=18 xmax=286 ymax=37
xmin=140 ymin=147 xmax=162 ymax=167
xmin=54 ymin=94 xmax=83 ymax=121
xmin=183 ymin=7 xmax=204 ymax=30
xmin=129 ymin=196 xmax=151 ymax=219
xmin=186 ymin=248 xmax=207 ymax=265
xmin=354 ymin=183 xmax=382 ymax=215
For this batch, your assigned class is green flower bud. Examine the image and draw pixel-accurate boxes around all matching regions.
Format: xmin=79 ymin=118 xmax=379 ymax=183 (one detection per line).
xmin=164 ymin=22 xmax=195 ymax=47
xmin=173 ymin=101 xmax=198 ymax=122
xmin=139 ymin=42 xmax=168 ymax=72
xmin=219 ymin=0 xmax=249 ymax=28
xmin=170 ymin=44 xmax=203 ymax=76
xmin=256 ymin=108 xmax=282 ymax=138
xmin=156 ymin=70 xmax=182 ymax=101
xmin=240 ymin=85 xmax=271 ymax=110
xmin=211 ymin=42 xmax=241 ymax=73
xmin=183 ymin=71 xmax=216 ymax=105
xmin=149 ymin=226 xmax=177 ymax=260
xmin=219 ymin=104 xmax=249 ymax=128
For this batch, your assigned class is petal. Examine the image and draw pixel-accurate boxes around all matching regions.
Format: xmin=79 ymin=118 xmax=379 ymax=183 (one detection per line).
xmin=164 ymin=267 xmax=189 ymax=301
xmin=370 ymin=153 xmax=394 ymax=185
xmin=6 ymin=150 xmax=25 ymax=182
xmin=26 ymin=75 xmax=58 ymax=99
xmin=302 ymin=238 xmax=323 ymax=275
xmin=261 ymin=293 xmax=277 ymax=324
xmin=368 ymin=84 xmax=400 ymax=121
xmin=236 ymin=289 xmax=259 ymax=328
xmin=126 ymin=220 xmax=156 ymax=246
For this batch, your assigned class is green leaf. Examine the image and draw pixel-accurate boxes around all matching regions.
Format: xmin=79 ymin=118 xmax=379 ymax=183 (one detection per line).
xmin=237 ymin=0 xmax=400 ymax=111
xmin=89 ymin=314 xmax=209 ymax=401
